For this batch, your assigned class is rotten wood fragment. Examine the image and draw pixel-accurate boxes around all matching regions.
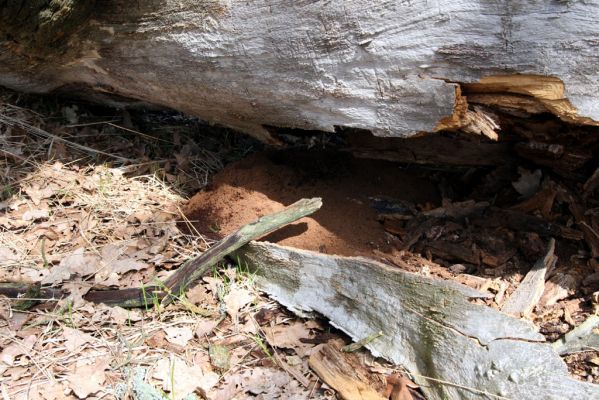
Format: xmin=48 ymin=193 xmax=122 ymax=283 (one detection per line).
xmin=475 ymin=208 xmax=583 ymax=240
xmin=553 ymin=315 xmax=599 ymax=356
xmin=556 ymin=186 xmax=599 ymax=257
xmin=0 ymin=198 xmax=322 ymax=308
xmin=308 ymin=344 xmax=386 ymax=400
xmin=423 ymin=240 xmax=480 ymax=265
xmin=501 ymin=238 xmax=556 ymax=318
xmin=422 ymin=200 xmax=488 ymax=220
xmin=584 ymin=167 xmax=599 ymax=197
xmin=510 ymin=186 xmax=557 ymax=219
xmin=515 ymin=141 xmax=592 ymax=174
xmin=237 ymin=242 xmax=599 ymax=400
xmin=347 ymin=132 xmax=512 ymax=167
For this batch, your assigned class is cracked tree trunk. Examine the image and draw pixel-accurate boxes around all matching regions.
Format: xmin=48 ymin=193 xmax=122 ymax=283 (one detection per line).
xmin=236 ymin=241 xmax=599 ymax=400
xmin=1 ymin=1 xmax=598 ymax=142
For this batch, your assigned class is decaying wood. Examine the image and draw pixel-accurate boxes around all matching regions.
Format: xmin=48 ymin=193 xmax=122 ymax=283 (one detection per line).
xmin=422 ymin=240 xmax=480 ymax=266
xmin=553 ymin=315 xmax=599 ymax=356
xmin=308 ymin=344 xmax=386 ymax=400
xmin=584 ymin=167 xmax=599 ymax=197
xmin=236 ymin=242 xmax=599 ymax=400
xmin=347 ymin=133 xmax=512 ymax=167
xmin=556 ymin=186 xmax=599 ymax=258
xmin=475 ymin=208 xmax=584 ymax=241
xmin=501 ymin=238 xmax=556 ymax=318
xmin=0 ymin=198 xmax=322 ymax=308
xmin=2 ymin=2 xmax=599 ymax=142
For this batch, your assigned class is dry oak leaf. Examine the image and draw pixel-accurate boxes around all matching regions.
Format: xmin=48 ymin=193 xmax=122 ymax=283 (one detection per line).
xmin=224 ymin=286 xmax=255 ymax=322
xmin=163 ymin=326 xmax=194 ymax=347
xmin=153 ymin=357 xmax=219 ymax=400
xmin=63 ymin=327 xmax=95 ymax=353
xmin=67 ymin=357 xmax=110 ymax=399
xmin=0 ymin=246 xmax=18 ymax=263
xmin=266 ymin=321 xmax=314 ymax=350
xmin=0 ymin=334 xmax=37 ymax=366
xmin=42 ymin=248 xmax=101 ymax=285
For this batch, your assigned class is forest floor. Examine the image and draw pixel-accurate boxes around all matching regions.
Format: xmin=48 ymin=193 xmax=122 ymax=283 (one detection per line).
xmin=0 ymin=89 xmax=597 ymax=399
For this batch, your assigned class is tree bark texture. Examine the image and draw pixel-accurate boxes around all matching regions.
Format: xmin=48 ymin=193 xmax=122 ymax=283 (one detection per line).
xmin=1 ymin=1 xmax=598 ymax=142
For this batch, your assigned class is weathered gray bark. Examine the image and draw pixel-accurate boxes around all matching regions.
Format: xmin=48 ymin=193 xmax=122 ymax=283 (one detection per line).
xmin=1 ymin=1 xmax=598 ymax=142
xmin=237 ymin=241 xmax=599 ymax=400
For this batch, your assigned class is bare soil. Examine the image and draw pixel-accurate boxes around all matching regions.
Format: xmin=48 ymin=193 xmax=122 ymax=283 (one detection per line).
xmin=184 ymin=150 xmax=438 ymax=257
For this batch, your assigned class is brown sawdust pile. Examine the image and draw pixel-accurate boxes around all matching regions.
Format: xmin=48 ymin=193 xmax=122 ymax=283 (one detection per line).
xmin=184 ymin=150 xmax=438 ymax=256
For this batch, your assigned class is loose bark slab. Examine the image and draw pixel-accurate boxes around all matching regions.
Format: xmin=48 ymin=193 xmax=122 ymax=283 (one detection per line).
xmin=501 ymin=238 xmax=556 ymax=318
xmin=553 ymin=315 xmax=599 ymax=356
xmin=1 ymin=2 xmax=599 ymax=141
xmin=236 ymin=242 xmax=599 ymax=400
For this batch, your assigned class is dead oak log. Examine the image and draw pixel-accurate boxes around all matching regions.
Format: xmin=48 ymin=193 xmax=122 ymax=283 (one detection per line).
xmin=236 ymin=242 xmax=599 ymax=400
xmin=1 ymin=2 xmax=599 ymax=142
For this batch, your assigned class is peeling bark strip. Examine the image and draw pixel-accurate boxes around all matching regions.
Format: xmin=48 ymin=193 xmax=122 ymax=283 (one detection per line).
xmin=501 ymin=238 xmax=556 ymax=318
xmin=236 ymin=242 xmax=599 ymax=400
xmin=0 ymin=198 xmax=322 ymax=308
xmin=1 ymin=2 xmax=599 ymax=140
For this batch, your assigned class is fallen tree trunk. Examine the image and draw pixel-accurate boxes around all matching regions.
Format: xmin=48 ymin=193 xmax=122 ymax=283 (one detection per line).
xmin=236 ymin=242 xmax=599 ymax=400
xmin=1 ymin=2 xmax=599 ymax=142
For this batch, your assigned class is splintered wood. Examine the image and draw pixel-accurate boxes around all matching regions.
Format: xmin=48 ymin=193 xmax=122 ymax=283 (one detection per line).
xmin=501 ymin=238 xmax=556 ymax=318
xmin=309 ymin=344 xmax=386 ymax=400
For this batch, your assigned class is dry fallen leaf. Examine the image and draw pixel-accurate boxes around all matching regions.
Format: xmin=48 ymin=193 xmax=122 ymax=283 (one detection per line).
xmin=195 ymin=319 xmax=219 ymax=338
xmin=110 ymin=258 xmax=148 ymax=274
xmin=163 ymin=326 xmax=194 ymax=347
xmin=107 ymin=306 xmax=142 ymax=325
xmin=224 ymin=286 xmax=255 ymax=323
xmin=63 ymin=327 xmax=95 ymax=353
xmin=67 ymin=357 xmax=110 ymax=398
xmin=266 ymin=322 xmax=313 ymax=350
xmin=42 ymin=248 xmax=100 ymax=285
xmin=0 ymin=246 xmax=18 ymax=263
xmin=0 ymin=335 xmax=36 ymax=366
xmin=386 ymin=373 xmax=419 ymax=400
xmin=21 ymin=208 xmax=49 ymax=221
xmin=152 ymin=356 xmax=219 ymax=400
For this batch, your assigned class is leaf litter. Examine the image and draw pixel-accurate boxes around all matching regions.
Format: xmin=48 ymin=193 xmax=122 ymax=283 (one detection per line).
xmin=0 ymin=90 xmax=399 ymax=400
xmin=4 ymin=85 xmax=598 ymax=398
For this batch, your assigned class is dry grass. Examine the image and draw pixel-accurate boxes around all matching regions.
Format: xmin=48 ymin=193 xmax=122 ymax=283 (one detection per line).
xmin=0 ymin=92 xmax=344 ymax=399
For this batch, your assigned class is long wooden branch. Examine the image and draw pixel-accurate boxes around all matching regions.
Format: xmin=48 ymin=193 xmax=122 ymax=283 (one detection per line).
xmin=0 ymin=198 xmax=322 ymax=308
